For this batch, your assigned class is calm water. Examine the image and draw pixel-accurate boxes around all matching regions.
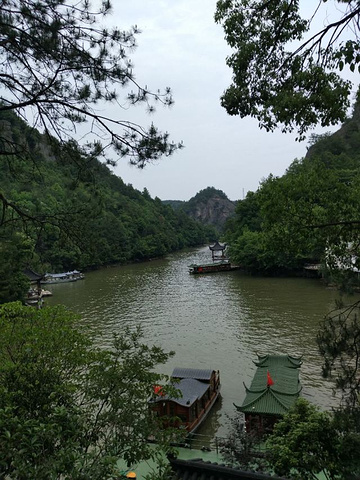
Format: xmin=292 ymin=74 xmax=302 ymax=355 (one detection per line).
xmin=46 ymin=246 xmax=350 ymax=439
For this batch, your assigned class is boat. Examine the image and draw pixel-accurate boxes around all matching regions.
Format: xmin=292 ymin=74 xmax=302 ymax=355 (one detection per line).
xmin=235 ymin=354 xmax=302 ymax=436
xmin=41 ymin=270 xmax=85 ymax=284
xmin=188 ymin=260 xmax=240 ymax=274
xmin=150 ymin=368 xmax=221 ymax=435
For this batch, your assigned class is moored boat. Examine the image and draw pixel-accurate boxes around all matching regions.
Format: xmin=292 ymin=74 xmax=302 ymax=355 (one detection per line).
xmin=235 ymin=354 xmax=302 ymax=436
xmin=151 ymin=368 xmax=221 ymax=435
xmin=41 ymin=270 xmax=85 ymax=284
xmin=188 ymin=260 xmax=239 ymax=274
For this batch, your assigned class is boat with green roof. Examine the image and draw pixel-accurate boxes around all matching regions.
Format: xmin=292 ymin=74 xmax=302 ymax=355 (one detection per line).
xmin=235 ymin=354 xmax=303 ymax=436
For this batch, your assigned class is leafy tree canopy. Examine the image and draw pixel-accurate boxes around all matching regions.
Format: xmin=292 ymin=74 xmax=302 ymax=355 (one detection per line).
xmin=0 ymin=0 xmax=183 ymax=246
xmin=0 ymin=302 xmax=179 ymax=479
xmin=266 ymin=398 xmax=360 ymax=480
xmin=215 ymin=0 xmax=359 ymax=139
xmin=219 ymin=412 xmax=268 ymax=472
xmin=0 ymin=232 xmax=33 ymax=303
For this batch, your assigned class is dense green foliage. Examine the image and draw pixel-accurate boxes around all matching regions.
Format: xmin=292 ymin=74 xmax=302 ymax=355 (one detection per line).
xmin=215 ymin=1 xmax=357 ymax=138
xmin=0 ymin=233 xmax=34 ymax=304
xmin=224 ymin=97 xmax=360 ymax=276
xmin=222 ymin=399 xmax=360 ymax=479
xmin=0 ymin=0 xmax=184 ymax=301
xmin=266 ymin=398 xmax=360 ymax=480
xmin=0 ymin=302 xmax=180 ymax=479
xmin=317 ymin=300 xmax=360 ymax=472
xmin=0 ymin=111 xmax=216 ymax=303
xmin=162 ymin=200 xmax=186 ymax=211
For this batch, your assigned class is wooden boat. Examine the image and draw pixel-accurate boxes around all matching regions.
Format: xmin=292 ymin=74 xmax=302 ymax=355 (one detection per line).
xmin=188 ymin=260 xmax=239 ymax=274
xmin=151 ymin=368 xmax=221 ymax=435
xmin=41 ymin=270 xmax=84 ymax=284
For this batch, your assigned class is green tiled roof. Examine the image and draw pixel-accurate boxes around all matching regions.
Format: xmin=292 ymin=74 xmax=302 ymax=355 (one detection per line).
xmin=235 ymin=354 xmax=302 ymax=416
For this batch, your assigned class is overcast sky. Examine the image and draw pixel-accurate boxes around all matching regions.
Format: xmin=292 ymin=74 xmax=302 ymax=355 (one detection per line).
xmin=106 ymin=1 xmax=356 ymax=201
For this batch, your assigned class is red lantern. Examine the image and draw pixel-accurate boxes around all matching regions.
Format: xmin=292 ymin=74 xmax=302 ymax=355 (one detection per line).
xmin=153 ymin=385 xmax=164 ymax=396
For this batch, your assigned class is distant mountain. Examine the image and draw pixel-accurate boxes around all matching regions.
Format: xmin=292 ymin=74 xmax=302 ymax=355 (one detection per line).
xmin=164 ymin=187 xmax=236 ymax=232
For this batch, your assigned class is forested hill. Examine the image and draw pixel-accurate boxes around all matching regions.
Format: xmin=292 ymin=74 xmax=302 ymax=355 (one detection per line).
xmin=306 ymin=98 xmax=360 ymax=161
xmin=0 ymin=110 xmax=216 ymax=301
xmin=164 ymin=187 xmax=236 ymax=231
xmin=224 ymin=97 xmax=360 ymax=277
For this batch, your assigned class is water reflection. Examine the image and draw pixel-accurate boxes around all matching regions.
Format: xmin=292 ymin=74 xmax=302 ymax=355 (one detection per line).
xmin=193 ymin=396 xmax=223 ymax=448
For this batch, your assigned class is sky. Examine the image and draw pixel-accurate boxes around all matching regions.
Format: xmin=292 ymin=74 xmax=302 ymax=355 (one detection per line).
xmin=103 ymin=0 xmax=356 ymax=202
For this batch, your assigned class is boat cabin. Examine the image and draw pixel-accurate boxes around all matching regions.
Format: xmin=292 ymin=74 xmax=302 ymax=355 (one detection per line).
xmin=151 ymin=368 xmax=220 ymax=434
xmin=235 ymin=354 xmax=302 ymax=437
xmin=188 ymin=261 xmax=232 ymax=274
xmin=41 ymin=270 xmax=84 ymax=284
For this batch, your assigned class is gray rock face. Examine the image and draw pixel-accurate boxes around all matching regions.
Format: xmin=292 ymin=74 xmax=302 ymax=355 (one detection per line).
xmin=187 ymin=195 xmax=236 ymax=230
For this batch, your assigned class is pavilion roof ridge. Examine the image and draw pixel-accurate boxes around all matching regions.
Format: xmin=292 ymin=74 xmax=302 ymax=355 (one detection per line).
xmin=254 ymin=353 xmax=303 ymax=368
xmin=267 ymin=389 xmax=291 ymax=412
xmin=237 ymin=353 xmax=303 ymax=417
xmin=270 ymin=386 xmax=303 ymax=396
xmin=235 ymin=387 xmax=268 ymax=410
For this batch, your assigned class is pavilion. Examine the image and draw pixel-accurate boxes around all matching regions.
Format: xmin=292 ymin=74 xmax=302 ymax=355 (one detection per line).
xmin=209 ymin=241 xmax=227 ymax=261
xmin=235 ymin=354 xmax=302 ymax=436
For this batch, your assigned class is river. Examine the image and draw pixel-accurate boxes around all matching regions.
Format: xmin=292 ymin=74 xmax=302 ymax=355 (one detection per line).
xmin=46 ymin=246 xmax=350 ymax=440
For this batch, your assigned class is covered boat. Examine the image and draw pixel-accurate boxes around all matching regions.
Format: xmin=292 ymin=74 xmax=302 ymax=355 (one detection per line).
xmin=151 ymin=368 xmax=221 ymax=435
xmin=188 ymin=260 xmax=239 ymax=274
xmin=235 ymin=354 xmax=302 ymax=436
xmin=41 ymin=270 xmax=84 ymax=284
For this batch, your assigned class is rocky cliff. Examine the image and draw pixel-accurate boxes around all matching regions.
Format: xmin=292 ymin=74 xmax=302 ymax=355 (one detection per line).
xmin=181 ymin=187 xmax=236 ymax=232
xmin=186 ymin=194 xmax=236 ymax=230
